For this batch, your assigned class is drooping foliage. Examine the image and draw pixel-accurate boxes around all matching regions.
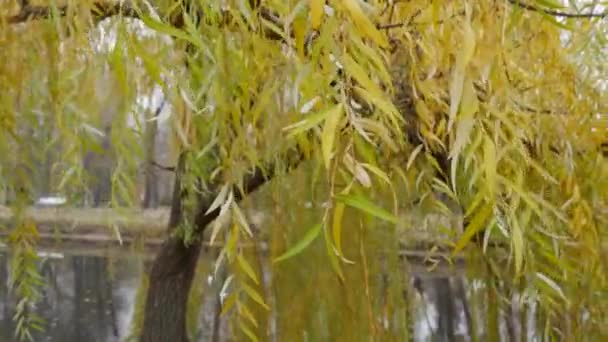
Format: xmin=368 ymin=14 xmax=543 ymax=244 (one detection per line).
xmin=1 ymin=0 xmax=607 ymax=340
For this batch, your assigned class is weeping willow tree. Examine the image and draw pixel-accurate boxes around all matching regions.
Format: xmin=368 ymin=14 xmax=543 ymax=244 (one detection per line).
xmin=1 ymin=0 xmax=607 ymax=341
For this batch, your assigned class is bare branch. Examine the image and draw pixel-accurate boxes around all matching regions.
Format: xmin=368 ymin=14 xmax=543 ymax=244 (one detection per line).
xmin=150 ymin=161 xmax=175 ymax=172
xmin=507 ymin=0 xmax=608 ymax=19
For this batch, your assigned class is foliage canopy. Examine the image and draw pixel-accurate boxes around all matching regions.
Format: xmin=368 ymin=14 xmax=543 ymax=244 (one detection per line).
xmin=1 ymin=0 xmax=607 ymax=340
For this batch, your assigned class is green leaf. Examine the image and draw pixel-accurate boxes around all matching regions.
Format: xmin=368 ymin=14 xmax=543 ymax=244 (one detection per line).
xmin=334 ymin=193 xmax=398 ymax=224
xmin=273 ymin=223 xmax=323 ymax=263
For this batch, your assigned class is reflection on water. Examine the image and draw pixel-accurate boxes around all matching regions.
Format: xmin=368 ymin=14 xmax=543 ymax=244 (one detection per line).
xmin=0 ymin=249 xmax=509 ymax=342
xmin=0 ymin=252 xmax=141 ymax=342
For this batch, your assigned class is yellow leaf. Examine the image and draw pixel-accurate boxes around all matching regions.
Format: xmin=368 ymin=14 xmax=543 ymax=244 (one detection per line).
xmin=449 ymin=77 xmax=479 ymax=188
xmin=284 ymin=104 xmax=341 ymax=137
xmin=324 ymin=223 xmax=345 ymax=281
xmin=454 ymin=201 xmax=494 ymax=253
xmin=342 ymin=0 xmax=388 ymax=48
xmin=483 ymin=136 xmax=497 ymax=197
xmin=237 ymin=254 xmax=259 ymax=285
xmin=310 ymin=0 xmax=324 ymax=29
xmin=510 ymin=214 xmax=524 ymax=277
xmin=242 ymin=283 xmax=270 ymax=310
xmin=353 ymin=86 xmax=403 ymax=130
xmin=342 ymin=54 xmax=383 ymax=97
xmin=321 ymin=104 xmax=343 ymax=169
xmin=448 ymin=22 xmax=476 ymax=128
xmin=332 ymin=202 xmax=345 ymax=257
xmin=406 ymin=144 xmax=424 ymax=170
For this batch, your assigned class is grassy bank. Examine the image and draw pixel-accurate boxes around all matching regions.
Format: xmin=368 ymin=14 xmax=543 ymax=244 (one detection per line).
xmin=0 ymin=205 xmax=170 ymax=241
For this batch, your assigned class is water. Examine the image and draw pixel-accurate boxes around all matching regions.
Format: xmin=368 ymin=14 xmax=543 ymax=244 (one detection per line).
xmin=0 ymin=245 xmax=505 ymax=342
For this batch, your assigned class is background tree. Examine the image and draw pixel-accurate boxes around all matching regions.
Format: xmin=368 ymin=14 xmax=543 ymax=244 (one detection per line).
xmin=1 ymin=0 xmax=607 ymax=341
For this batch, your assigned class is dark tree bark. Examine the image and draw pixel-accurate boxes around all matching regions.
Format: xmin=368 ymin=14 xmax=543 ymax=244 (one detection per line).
xmin=141 ymin=152 xmax=296 ymax=342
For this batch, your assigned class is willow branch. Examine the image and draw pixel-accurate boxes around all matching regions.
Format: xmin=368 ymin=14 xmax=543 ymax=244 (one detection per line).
xmin=507 ymin=0 xmax=608 ymax=19
xmin=8 ymin=1 xmax=138 ymax=24
xmin=193 ymin=150 xmax=304 ymax=231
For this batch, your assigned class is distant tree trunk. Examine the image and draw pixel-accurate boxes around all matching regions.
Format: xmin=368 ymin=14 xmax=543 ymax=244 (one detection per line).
xmin=142 ymin=100 xmax=164 ymax=209
xmin=83 ymin=125 xmax=113 ymax=207
xmin=435 ymin=278 xmax=456 ymax=342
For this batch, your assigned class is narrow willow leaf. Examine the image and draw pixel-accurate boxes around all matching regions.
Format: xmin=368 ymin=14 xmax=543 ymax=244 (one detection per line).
xmin=273 ymin=223 xmax=322 ymax=263
xmin=483 ymin=136 xmax=497 ymax=197
xmin=321 ymin=104 xmax=343 ymax=169
xmin=354 ymin=133 xmax=377 ymax=165
xmin=241 ymin=283 xmax=270 ymax=310
xmin=342 ymin=54 xmax=383 ymax=97
xmin=284 ymin=104 xmax=341 ymax=137
xmin=448 ymin=23 xmax=476 ymax=128
xmin=342 ymin=0 xmax=388 ymax=47
xmin=454 ymin=201 xmax=494 ymax=253
xmin=324 ymin=223 xmax=345 ymax=281
xmin=140 ymin=15 xmax=199 ymax=48
xmin=498 ymin=176 xmax=543 ymax=219
xmin=536 ymin=0 xmax=566 ymax=8
xmin=448 ymin=70 xmax=465 ymax=128
xmin=360 ymin=163 xmax=391 ymax=185
xmin=406 ymin=144 xmax=424 ymax=170
xmin=310 ymin=0 xmax=324 ymax=29
xmin=237 ymin=254 xmax=259 ymax=285
xmin=220 ymin=292 xmax=238 ymax=316
xmin=206 ymin=185 xmax=230 ymax=215
xmin=354 ymin=163 xmax=372 ymax=188
xmin=511 ymin=215 xmax=524 ymax=276
xmin=239 ymin=303 xmax=259 ymax=328
xmin=351 ymin=35 xmax=392 ymax=86
xmin=232 ymin=204 xmax=253 ymax=237
xmin=332 ymin=202 xmax=346 ymax=256
xmin=536 ymin=272 xmax=568 ymax=302
xmin=449 ymin=78 xmax=478 ymax=159
xmin=239 ymin=321 xmax=259 ymax=342
xmin=353 ymin=86 xmax=403 ymax=129
xmin=334 ymin=193 xmax=398 ymax=224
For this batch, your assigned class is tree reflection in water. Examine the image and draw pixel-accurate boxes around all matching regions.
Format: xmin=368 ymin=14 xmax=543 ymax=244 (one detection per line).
xmin=0 ymin=251 xmax=534 ymax=341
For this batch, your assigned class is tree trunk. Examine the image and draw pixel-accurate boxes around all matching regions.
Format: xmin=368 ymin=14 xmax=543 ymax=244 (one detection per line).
xmin=141 ymin=236 xmax=202 ymax=342
xmin=140 ymin=151 xmax=298 ymax=341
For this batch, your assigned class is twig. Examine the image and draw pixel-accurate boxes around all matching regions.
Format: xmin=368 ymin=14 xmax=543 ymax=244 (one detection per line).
xmin=507 ymin=0 xmax=608 ymax=19
xmin=150 ymin=161 xmax=175 ymax=172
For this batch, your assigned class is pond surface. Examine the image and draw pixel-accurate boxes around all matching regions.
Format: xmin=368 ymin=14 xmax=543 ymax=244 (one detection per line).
xmin=0 ymin=169 xmax=541 ymax=341
xmin=0 ymin=244 xmax=529 ymax=342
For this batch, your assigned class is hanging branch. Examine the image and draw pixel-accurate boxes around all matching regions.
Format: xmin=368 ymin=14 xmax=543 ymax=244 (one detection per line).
xmin=8 ymin=1 xmax=139 ymax=24
xmin=507 ymin=0 xmax=608 ymax=19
